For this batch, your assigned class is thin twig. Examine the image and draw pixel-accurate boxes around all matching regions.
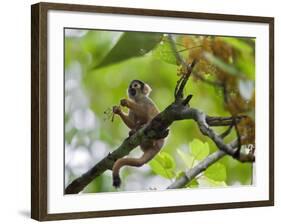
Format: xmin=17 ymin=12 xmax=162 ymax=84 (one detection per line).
xmin=219 ymin=122 xmax=234 ymax=138
xmin=175 ymin=59 xmax=197 ymax=100
xmin=167 ymin=34 xmax=188 ymax=66
xmin=176 ymin=45 xmax=203 ymax=53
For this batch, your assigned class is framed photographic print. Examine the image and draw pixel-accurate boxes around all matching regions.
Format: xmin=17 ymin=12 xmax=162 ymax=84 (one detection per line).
xmin=31 ymin=2 xmax=274 ymax=221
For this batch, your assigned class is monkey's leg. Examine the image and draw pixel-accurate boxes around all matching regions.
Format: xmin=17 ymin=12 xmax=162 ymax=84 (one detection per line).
xmin=112 ymin=149 xmax=159 ymax=188
xmin=119 ymin=112 xmax=136 ymax=129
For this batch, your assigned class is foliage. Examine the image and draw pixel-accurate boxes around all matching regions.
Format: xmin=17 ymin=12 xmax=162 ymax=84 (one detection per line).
xmin=149 ymin=152 xmax=176 ymax=179
xmin=95 ymin=32 xmax=162 ymax=69
xmin=64 ymin=29 xmax=255 ymax=193
xmin=150 ymin=139 xmax=227 ymax=187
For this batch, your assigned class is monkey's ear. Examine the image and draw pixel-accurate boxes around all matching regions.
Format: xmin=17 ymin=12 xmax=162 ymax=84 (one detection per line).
xmin=143 ymin=83 xmax=152 ymax=96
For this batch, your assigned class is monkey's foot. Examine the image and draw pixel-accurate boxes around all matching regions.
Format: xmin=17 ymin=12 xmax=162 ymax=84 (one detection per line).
xmin=113 ymin=175 xmax=121 ymax=188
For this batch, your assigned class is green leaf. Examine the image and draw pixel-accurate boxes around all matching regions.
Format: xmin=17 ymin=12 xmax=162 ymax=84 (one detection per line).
xmin=153 ymin=39 xmax=177 ymax=65
xmin=81 ymin=31 xmax=122 ymax=67
xmin=158 ymin=151 xmax=176 ymax=169
xmin=220 ymin=37 xmax=253 ymax=54
xmin=177 ymin=149 xmax=193 ymax=168
xmin=218 ymin=37 xmax=255 ymax=80
xmin=148 ymin=152 xmax=176 ymax=179
xmin=95 ymin=32 xmax=162 ymax=69
xmin=186 ymin=179 xmax=199 ymax=188
xmin=204 ymin=162 xmax=227 ymax=182
xmin=176 ymin=171 xmax=185 ymax=179
xmin=189 ymin=139 xmax=209 ymax=161
xmin=149 ymin=159 xmax=174 ymax=179
xmin=235 ymin=56 xmax=255 ymax=80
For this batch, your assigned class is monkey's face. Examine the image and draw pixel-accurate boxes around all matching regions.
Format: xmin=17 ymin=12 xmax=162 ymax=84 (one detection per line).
xmin=128 ymin=80 xmax=151 ymax=99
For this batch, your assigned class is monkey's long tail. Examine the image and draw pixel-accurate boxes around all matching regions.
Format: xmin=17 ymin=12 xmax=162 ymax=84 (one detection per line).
xmin=112 ymin=151 xmax=157 ymax=188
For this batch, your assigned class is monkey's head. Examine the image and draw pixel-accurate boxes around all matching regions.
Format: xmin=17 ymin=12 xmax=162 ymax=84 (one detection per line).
xmin=128 ymin=80 xmax=152 ymax=100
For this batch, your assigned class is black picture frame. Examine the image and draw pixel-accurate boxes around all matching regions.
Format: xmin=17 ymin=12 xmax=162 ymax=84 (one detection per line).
xmin=31 ymin=2 xmax=274 ymax=221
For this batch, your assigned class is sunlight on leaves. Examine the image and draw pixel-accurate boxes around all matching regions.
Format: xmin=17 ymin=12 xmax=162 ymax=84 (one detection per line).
xmin=204 ymin=162 xmax=227 ymax=182
xmin=95 ymin=32 xmax=162 ymax=69
xmin=149 ymin=152 xmax=176 ymax=179
xmin=220 ymin=37 xmax=253 ymax=54
xmin=186 ymin=179 xmax=199 ymax=188
xmin=153 ymin=38 xmax=177 ymax=65
xmin=189 ymin=139 xmax=210 ymax=161
xmin=177 ymin=149 xmax=193 ymax=168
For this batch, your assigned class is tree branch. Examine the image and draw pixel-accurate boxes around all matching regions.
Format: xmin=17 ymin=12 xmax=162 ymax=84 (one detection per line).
xmin=167 ymin=141 xmax=236 ymax=189
xmin=206 ymin=115 xmax=246 ymax=126
xmin=65 ymin=37 xmax=254 ymax=194
xmin=167 ymin=135 xmax=254 ymax=189
xmin=168 ymin=151 xmax=225 ymax=189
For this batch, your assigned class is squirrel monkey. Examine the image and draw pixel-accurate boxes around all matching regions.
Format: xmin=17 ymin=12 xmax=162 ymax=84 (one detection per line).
xmin=112 ymin=80 xmax=165 ymax=188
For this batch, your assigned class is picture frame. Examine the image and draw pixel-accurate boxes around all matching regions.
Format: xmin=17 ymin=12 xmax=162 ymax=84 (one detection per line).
xmin=31 ymin=2 xmax=274 ymax=221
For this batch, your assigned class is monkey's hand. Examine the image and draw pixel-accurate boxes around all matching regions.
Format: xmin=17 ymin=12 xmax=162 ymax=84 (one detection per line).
xmin=120 ymin=99 xmax=130 ymax=107
xmin=112 ymin=105 xmax=122 ymax=115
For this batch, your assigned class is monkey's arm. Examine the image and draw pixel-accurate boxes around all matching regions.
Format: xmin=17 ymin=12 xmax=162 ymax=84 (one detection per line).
xmin=120 ymin=99 xmax=152 ymax=118
xmin=113 ymin=106 xmax=135 ymax=129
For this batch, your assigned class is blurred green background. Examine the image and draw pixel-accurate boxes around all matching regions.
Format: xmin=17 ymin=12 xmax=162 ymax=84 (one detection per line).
xmin=64 ymin=29 xmax=255 ymax=193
